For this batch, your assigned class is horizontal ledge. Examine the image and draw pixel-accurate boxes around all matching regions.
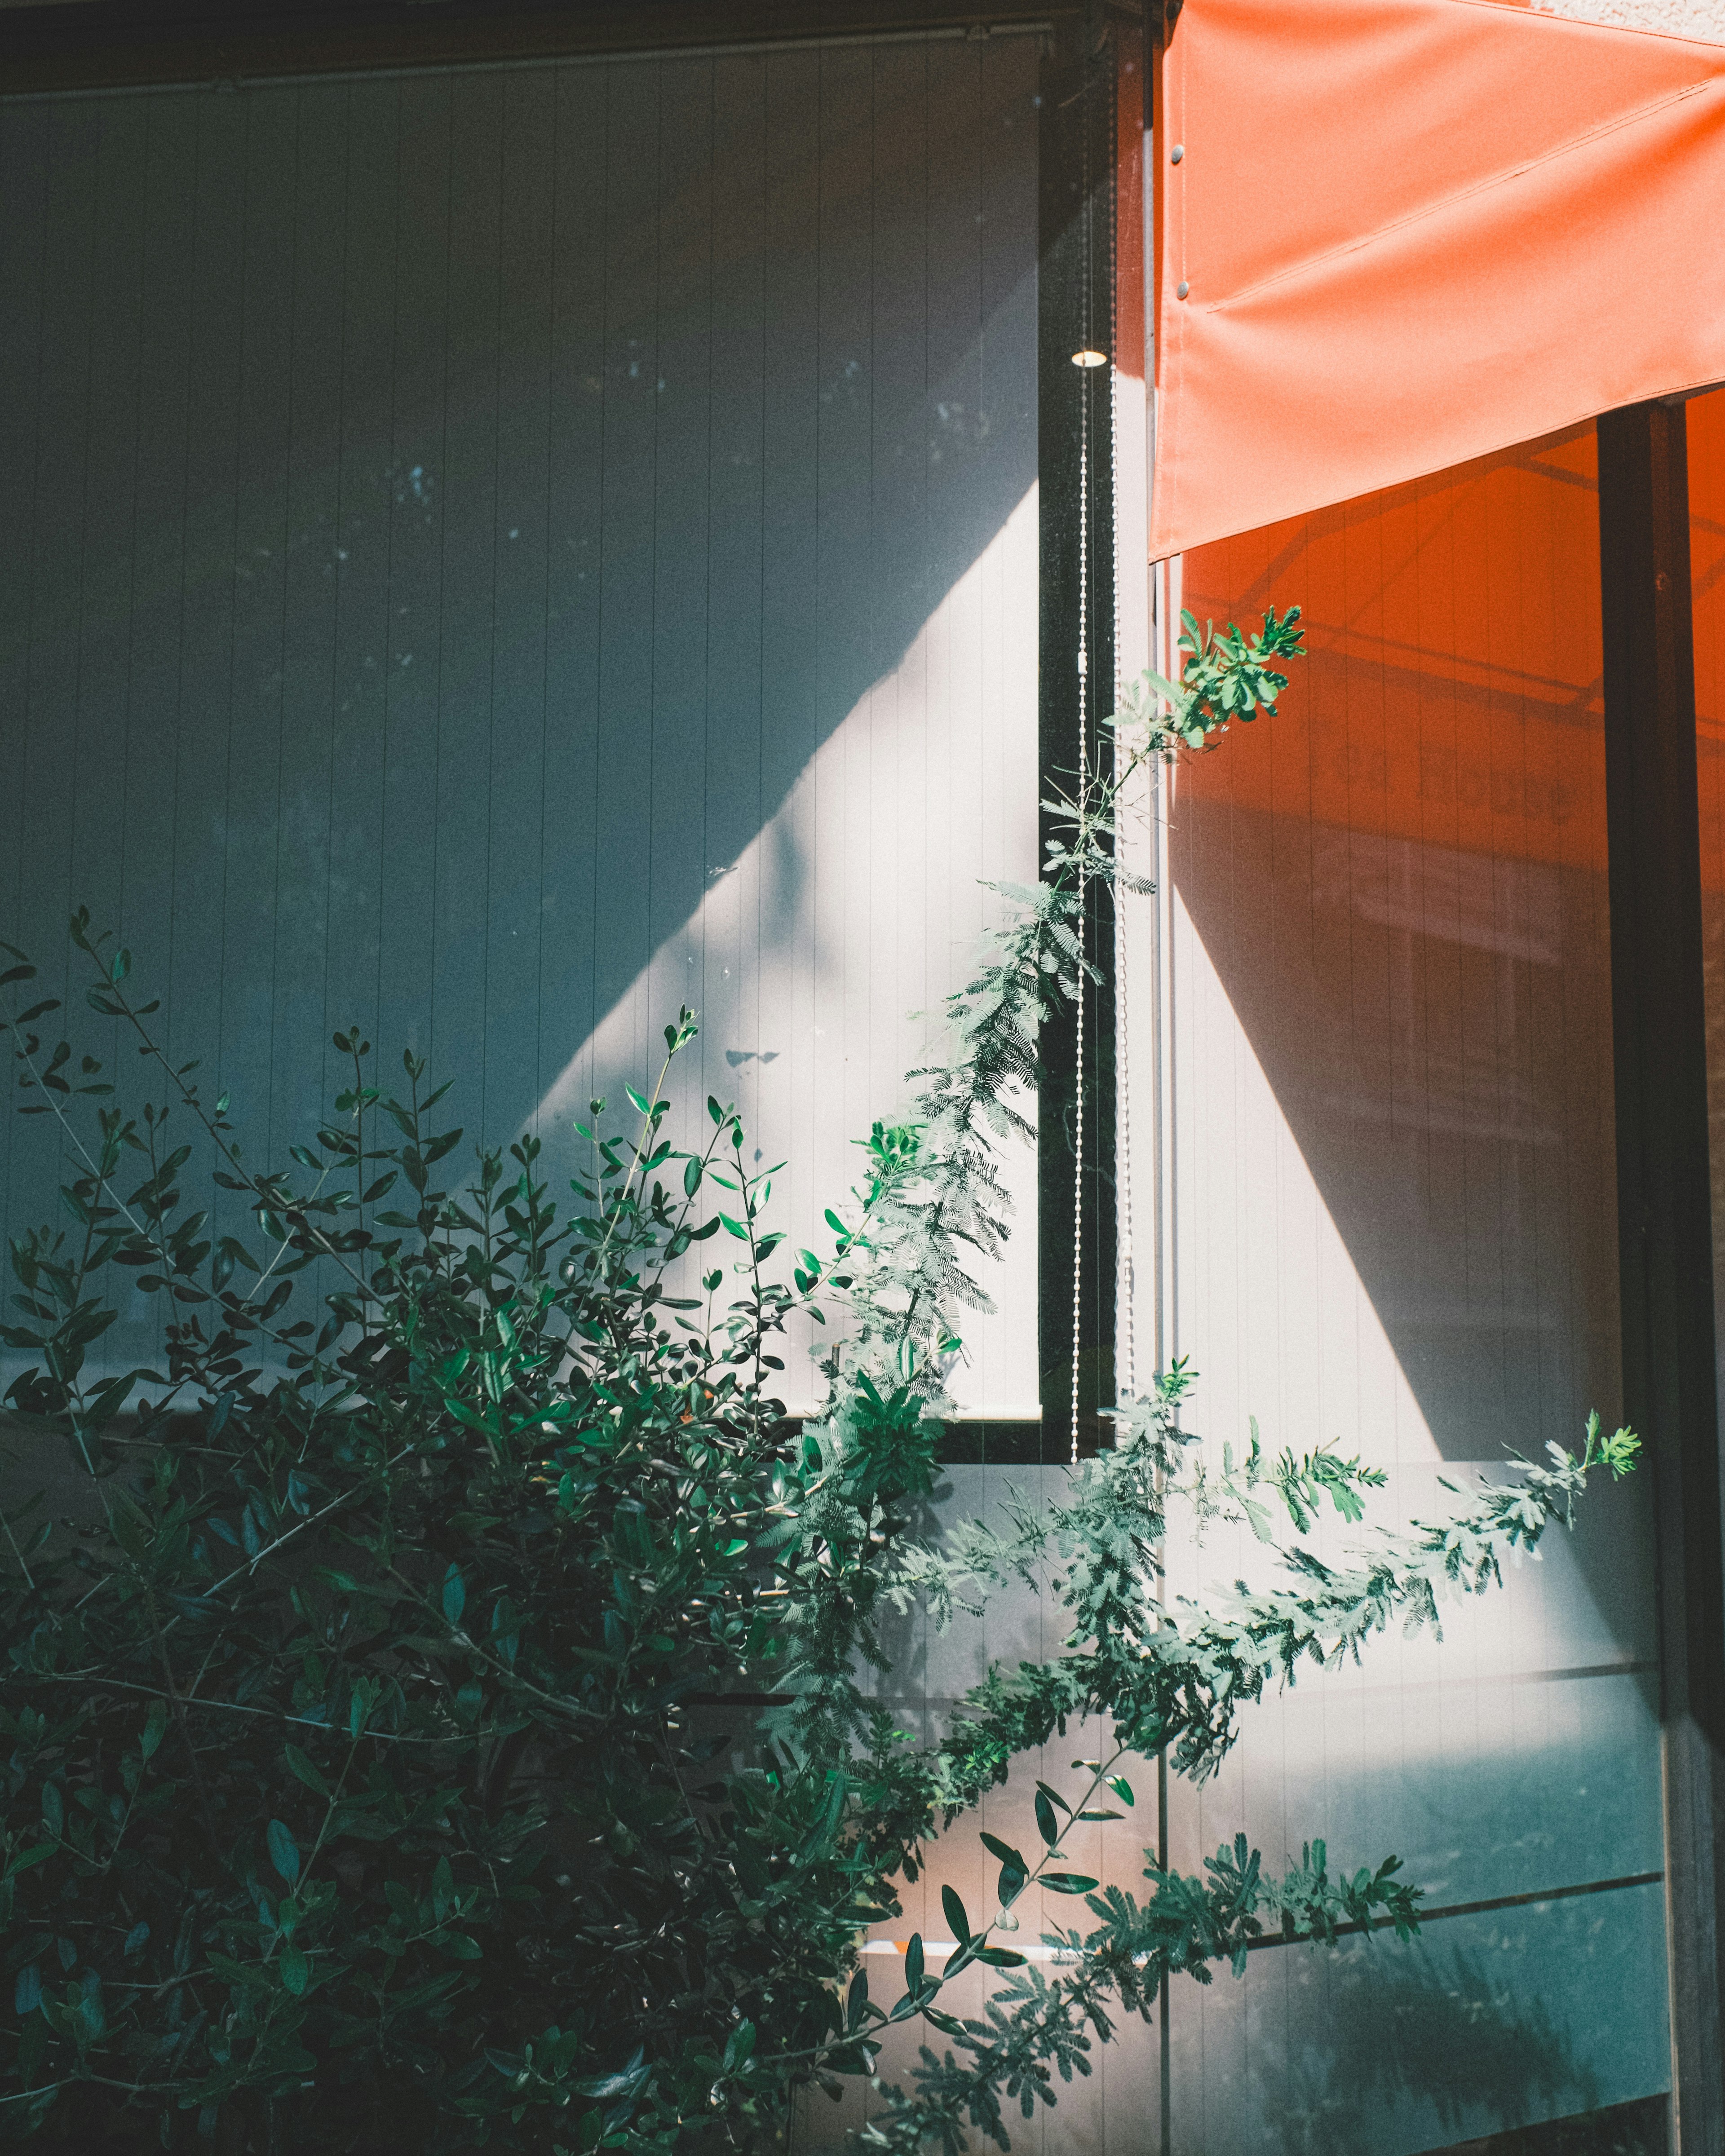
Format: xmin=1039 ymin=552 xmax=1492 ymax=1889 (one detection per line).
xmin=696 ymin=1660 xmax=1657 ymax=1712
xmin=0 ymin=13 xmax=1056 ymax=103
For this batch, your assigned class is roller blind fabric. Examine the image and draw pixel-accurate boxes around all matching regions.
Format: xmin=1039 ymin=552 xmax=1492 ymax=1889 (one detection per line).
xmin=1150 ymin=0 xmax=1725 ymax=559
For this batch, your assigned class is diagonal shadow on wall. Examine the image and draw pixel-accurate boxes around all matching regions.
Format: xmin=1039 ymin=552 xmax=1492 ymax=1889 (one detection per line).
xmin=0 ymin=36 xmax=1043 ymax=1392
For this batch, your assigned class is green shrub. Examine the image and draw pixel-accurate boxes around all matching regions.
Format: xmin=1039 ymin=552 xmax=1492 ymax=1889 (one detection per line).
xmin=0 ymin=613 xmax=1637 ymax=2152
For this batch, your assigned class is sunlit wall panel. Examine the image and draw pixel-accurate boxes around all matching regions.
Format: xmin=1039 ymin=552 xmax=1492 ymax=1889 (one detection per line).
xmin=1156 ymin=429 xmax=1668 ymax=2154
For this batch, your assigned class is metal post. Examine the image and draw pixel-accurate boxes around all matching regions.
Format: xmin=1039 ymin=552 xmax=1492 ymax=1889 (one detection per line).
xmin=1037 ymin=9 xmax=1117 ymax=1459
xmin=1598 ymin=397 xmax=1725 ymax=2156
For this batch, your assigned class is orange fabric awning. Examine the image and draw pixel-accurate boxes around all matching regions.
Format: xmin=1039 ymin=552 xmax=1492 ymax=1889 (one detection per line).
xmin=1150 ymin=0 xmax=1725 ymax=562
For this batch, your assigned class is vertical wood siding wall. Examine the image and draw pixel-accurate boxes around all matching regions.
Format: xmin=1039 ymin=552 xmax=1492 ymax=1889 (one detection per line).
xmin=1155 ymin=429 xmax=1669 ymax=2154
xmin=0 ymin=35 xmax=1042 ymax=1415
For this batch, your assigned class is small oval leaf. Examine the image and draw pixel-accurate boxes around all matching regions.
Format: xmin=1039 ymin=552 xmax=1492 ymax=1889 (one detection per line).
xmin=1041 ymin=1872 xmax=1099 ymax=1895
xmin=284 ymin=1744 xmax=332 ymax=1798
xmin=266 ymin=1818 xmax=301 ymax=1886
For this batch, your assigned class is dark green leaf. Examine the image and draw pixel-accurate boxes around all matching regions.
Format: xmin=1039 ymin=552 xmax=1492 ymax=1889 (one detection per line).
xmin=979 ymin=1832 xmax=1028 ymax=1873
xmin=284 ymin=1745 xmax=332 ymax=1798
xmin=267 ymin=1819 xmax=300 ymax=1886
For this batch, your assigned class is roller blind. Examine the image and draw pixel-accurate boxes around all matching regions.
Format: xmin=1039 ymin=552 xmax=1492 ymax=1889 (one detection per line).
xmin=0 ymin=32 xmax=1043 ymax=1414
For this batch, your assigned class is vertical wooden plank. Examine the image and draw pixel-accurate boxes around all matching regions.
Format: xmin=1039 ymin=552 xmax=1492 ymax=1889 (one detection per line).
xmin=1412 ymin=465 xmax=1473 ymax=1462
xmin=813 ymin=44 xmax=876 ymax=1176
xmin=538 ymin=61 xmax=608 ymax=1131
xmin=165 ymin=85 xmax=245 ymax=1168
xmin=421 ymin=70 xmax=491 ymax=1123
xmin=323 ymin=75 xmax=402 ymax=1108
xmin=1552 ymin=430 xmax=1622 ymax=1459
xmin=1344 ymin=495 xmax=1404 ymax=1450
xmin=483 ymin=61 xmax=555 ymax=1142
xmin=699 ymin=46 xmax=767 ymax=1112
xmin=1269 ymin=524 xmax=1325 ymax=1456
xmin=217 ymin=81 xmax=297 ymax=1234
xmin=113 ymin=91 xmax=198 ymax=1346
xmin=868 ymin=36 xmax=932 ymax=1146
xmin=376 ymin=72 xmax=451 ymax=1082
xmin=427 ymin=69 xmax=503 ymax=1137
xmin=590 ymin=59 xmax=662 ymax=1100
xmin=0 ymin=101 xmax=52 ymax=1246
xmin=117 ymin=97 xmax=196 ymax=972
xmin=85 ymin=95 xmax=185 ymax=1365
xmin=756 ymin=43 xmax=821 ymax=1302
xmin=16 ymin=97 xmax=101 ymax=1236
xmin=1599 ymin=396 xmax=1725 ymax=2156
xmin=1486 ymin=453 xmax=1538 ymax=1450
xmin=642 ymin=58 xmax=716 ymax=1124
xmin=269 ymin=80 xmax=346 ymax=1166
xmin=68 ymin=97 xmax=148 ymax=1010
